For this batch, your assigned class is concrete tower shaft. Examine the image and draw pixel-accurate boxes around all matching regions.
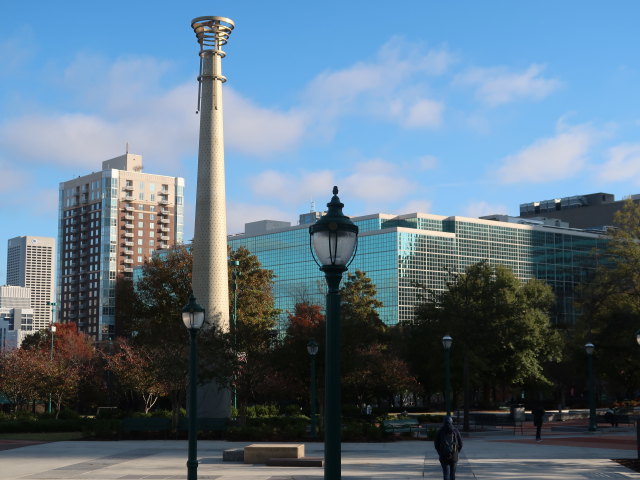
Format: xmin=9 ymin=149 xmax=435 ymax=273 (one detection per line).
xmin=190 ymin=16 xmax=234 ymax=333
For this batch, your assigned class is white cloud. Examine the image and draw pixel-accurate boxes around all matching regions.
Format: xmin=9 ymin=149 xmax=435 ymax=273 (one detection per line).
xmin=598 ymin=143 xmax=640 ymax=182
xmin=418 ymin=155 xmax=439 ymax=170
xmin=399 ymin=98 xmax=444 ymax=128
xmin=225 ymin=89 xmax=307 ymax=156
xmin=497 ymin=125 xmax=594 ymax=183
xmin=462 ymin=201 xmax=508 ymax=218
xmin=397 ymin=199 xmax=433 ymax=214
xmin=456 ymin=64 xmax=561 ymax=106
xmin=249 ymin=169 xmax=336 ymax=204
xmin=303 ymin=38 xmax=454 ymax=133
xmin=342 ymin=159 xmax=417 ymax=202
xmin=227 ymin=201 xmax=293 ymax=235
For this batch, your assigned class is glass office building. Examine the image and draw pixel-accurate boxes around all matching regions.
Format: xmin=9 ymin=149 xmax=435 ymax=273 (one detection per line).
xmin=228 ymin=212 xmax=607 ymax=331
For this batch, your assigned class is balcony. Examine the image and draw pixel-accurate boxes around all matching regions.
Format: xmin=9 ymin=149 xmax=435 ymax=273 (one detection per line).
xmin=124 ymin=195 xmax=134 ymax=201
xmin=160 ymin=227 xmax=170 ymax=233
xmin=159 ymin=199 xmax=169 ymax=205
xmin=124 ymin=214 xmax=134 ymax=220
xmin=124 ymin=241 xmax=134 ymax=246
xmin=159 ymin=218 xmax=170 ymax=224
xmin=123 ymin=267 xmax=133 ymax=273
xmin=124 ymin=249 xmax=133 ymax=255
xmin=124 ymin=232 xmax=134 ymax=238
xmin=124 ymin=223 xmax=134 ymax=229
xmin=123 ymin=185 xmax=134 ymax=191
xmin=123 ymin=258 xmax=134 ymax=264
xmin=160 ymin=235 xmax=170 ymax=241
xmin=159 ymin=243 xmax=169 ymax=249
xmin=125 ymin=206 xmax=134 ymax=212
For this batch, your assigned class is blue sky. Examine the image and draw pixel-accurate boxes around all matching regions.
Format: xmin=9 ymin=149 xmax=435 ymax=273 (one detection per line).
xmin=1 ymin=1 xmax=639 ymax=281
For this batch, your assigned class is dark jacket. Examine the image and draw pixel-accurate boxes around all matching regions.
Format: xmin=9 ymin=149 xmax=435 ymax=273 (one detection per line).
xmin=532 ymin=406 xmax=545 ymax=427
xmin=434 ymin=418 xmax=463 ymax=462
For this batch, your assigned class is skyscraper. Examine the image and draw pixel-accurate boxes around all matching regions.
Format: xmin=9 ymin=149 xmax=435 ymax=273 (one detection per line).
xmin=6 ymin=236 xmax=55 ymax=330
xmin=58 ymin=153 xmax=184 ymax=340
xmin=229 ymin=211 xmax=608 ymax=330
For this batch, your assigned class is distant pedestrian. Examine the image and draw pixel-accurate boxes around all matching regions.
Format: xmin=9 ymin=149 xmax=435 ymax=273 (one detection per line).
xmin=604 ymin=407 xmax=618 ymax=427
xmin=532 ymin=404 xmax=545 ymax=442
xmin=434 ymin=415 xmax=463 ymax=480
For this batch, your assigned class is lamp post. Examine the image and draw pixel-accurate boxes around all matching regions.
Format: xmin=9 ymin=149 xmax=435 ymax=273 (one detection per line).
xmin=636 ymin=330 xmax=640 ymax=460
xmin=230 ymin=260 xmax=240 ymax=412
xmin=442 ymin=335 xmax=453 ymax=416
xmin=182 ymin=294 xmax=205 ymax=480
xmin=307 ymin=339 xmax=319 ymax=439
xmin=309 ymin=186 xmax=358 ymax=480
xmin=585 ymin=343 xmax=596 ymax=432
xmin=48 ymin=323 xmax=56 ymax=413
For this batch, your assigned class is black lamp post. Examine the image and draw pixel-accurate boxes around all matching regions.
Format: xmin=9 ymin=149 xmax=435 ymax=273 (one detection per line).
xmin=309 ymin=186 xmax=358 ymax=480
xmin=307 ymin=339 xmax=319 ymax=439
xmin=230 ymin=260 xmax=240 ymax=412
xmin=636 ymin=330 xmax=640 ymax=460
xmin=182 ymin=294 xmax=205 ymax=480
xmin=48 ymin=323 xmax=56 ymax=413
xmin=585 ymin=342 xmax=596 ymax=432
xmin=442 ymin=335 xmax=453 ymax=416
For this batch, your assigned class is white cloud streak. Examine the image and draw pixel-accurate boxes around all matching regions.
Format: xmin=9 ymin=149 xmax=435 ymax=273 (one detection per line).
xmin=497 ymin=125 xmax=595 ymax=183
xmin=598 ymin=143 xmax=640 ymax=182
xmin=456 ymin=64 xmax=561 ymax=106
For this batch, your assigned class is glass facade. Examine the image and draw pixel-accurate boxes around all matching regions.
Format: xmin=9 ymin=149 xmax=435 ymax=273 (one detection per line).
xmin=228 ymin=213 xmax=607 ymax=332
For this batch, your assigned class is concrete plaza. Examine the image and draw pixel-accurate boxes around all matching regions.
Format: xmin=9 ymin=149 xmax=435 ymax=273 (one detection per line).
xmin=1 ymin=427 xmax=640 ymax=479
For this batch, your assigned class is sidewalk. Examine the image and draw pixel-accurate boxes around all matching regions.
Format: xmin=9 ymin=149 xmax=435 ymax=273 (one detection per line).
xmin=1 ymin=429 xmax=639 ymax=479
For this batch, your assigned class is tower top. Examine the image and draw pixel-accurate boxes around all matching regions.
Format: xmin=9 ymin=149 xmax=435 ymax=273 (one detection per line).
xmin=191 ymin=16 xmax=234 ymax=51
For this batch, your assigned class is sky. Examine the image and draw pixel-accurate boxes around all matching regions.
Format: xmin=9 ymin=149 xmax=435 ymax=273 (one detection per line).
xmin=1 ymin=1 xmax=639 ymax=281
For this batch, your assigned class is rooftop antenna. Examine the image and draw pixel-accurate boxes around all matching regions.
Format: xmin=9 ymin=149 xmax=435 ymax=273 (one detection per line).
xmin=125 ymin=142 xmax=129 ymax=154
xmin=310 ymin=199 xmax=315 ymax=213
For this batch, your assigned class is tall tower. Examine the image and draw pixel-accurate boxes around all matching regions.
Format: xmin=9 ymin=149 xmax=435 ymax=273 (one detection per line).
xmin=6 ymin=236 xmax=55 ymax=330
xmin=190 ymin=16 xmax=234 ymax=418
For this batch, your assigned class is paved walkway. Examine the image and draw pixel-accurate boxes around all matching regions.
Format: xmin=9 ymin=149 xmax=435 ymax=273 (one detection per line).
xmin=1 ymin=428 xmax=640 ymax=479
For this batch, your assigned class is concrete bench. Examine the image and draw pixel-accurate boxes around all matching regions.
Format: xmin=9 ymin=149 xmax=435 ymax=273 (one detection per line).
xmin=244 ymin=444 xmax=304 ymax=464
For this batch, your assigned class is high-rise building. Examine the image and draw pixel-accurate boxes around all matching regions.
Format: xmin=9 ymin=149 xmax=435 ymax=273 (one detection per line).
xmin=0 ymin=285 xmax=34 ymax=350
xmin=228 ymin=211 xmax=608 ymax=331
xmin=6 ymin=236 xmax=55 ymax=330
xmin=57 ymin=153 xmax=184 ymax=340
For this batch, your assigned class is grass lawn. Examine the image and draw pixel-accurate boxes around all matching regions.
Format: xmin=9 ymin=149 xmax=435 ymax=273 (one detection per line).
xmin=0 ymin=432 xmax=84 ymax=442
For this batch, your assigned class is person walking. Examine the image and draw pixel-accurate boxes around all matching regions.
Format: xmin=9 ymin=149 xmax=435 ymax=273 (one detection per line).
xmin=434 ymin=415 xmax=463 ymax=480
xmin=532 ymin=404 xmax=545 ymax=442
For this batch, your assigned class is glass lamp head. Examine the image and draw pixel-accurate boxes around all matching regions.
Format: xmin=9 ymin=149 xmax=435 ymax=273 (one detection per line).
xmin=307 ymin=338 xmax=319 ymax=356
xmin=182 ymin=294 xmax=205 ymax=330
xmin=309 ymin=186 xmax=359 ymax=268
xmin=442 ymin=335 xmax=453 ymax=350
xmin=584 ymin=342 xmax=595 ymax=355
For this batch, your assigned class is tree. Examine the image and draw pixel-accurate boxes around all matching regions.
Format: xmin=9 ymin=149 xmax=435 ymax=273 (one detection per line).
xmin=126 ymin=245 xmax=228 ymax=425
xmin=19 ymin=322 xmax=96 ymax=416
xmin=412 ymin=261 xmax=561 ymax=429
xmin=228 ymin=246 xmax=280 ymax=408
xmin=103 ymin=339 xmax=167 ymax=414
xmin=576 ymin=199 xmax=640 ymax=399
xmin=339 ymin=270 xmax=416 ymax=407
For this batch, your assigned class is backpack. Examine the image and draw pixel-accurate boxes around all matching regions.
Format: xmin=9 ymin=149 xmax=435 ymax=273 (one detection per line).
xmin=441 ymin=432 xmax=457 ymax=460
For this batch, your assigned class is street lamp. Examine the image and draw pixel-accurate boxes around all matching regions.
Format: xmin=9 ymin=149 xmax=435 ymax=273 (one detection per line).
xmin=48 ymin=323 xmax=56 ymax=413
xmin=182 ymin=294 xmax=205 ymax=480
xmin=230 ymin=260 xmax=240 ymax=412
xmin=309 ymin=186 xmax=358 ymax=480
xmin=442 ymin=335 xmax=453 ymax=416
xmin=635 ymin=331 xmax=640 ymax=459
xmin=307 ymin=339 xmax=319 ymax=439
xmin=585 ymin=342 xmax=596 ymax=432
